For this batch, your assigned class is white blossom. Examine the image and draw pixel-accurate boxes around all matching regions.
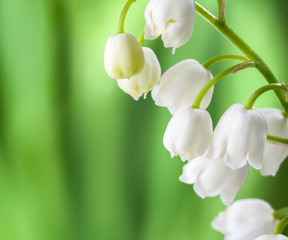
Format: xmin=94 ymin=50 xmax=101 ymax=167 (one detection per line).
xmin=260 ymin=108 xmax=288 ymax=176
xmin=207 ymin=104 xmax=268 ymax=170
xmin=104 ymin=33 xmax=144 ymax=79
xmin=152 ymin=59 xmax=213 ymax=114
xmin=144 ymin=0 xmax=195 ymax=54
xmin=117 ymin=47 xmax=161 ymax=100
xmin=212 ymin=199 xmax=278 ymax=240
xmin=179 ymin=154 xmax=249 ymax=205
xmin=255 ymin=235 xmax=288 ymax=240
xmin=163 ymin=107 xmax=213 ymax=161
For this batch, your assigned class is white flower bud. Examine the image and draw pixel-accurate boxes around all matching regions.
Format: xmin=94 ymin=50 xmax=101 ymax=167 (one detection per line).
xmin=104 ymin=33 xmax=145 ymax=79
xmin=179 ymin=155 xmax=249 ymax=206
xmin=255 ymin=235 xmax=288 ymax=240
xmin=212 ymin=199 xmax=278 ymax=240
xmin=163 ymin=107 xmax=213 ymax=161
xmin=117 ymin=47 xmax=161 ymax=100
xmin=144 ymin=0 xmax=195 ymax=54
xmin=152 ymin=59 xmax=213 ymax=114
xmin=260 ymin=108 xmax=288 ymax=176
xmin=207 ymin=104 xmax=268 ymax=170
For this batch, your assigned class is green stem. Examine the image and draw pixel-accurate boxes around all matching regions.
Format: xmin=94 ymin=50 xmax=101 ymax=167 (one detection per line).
xmin=244 ymin=83 xmax=286 ymax=109
xmin=117 ymin=0 xmax=136 ymax=34
xmin=192 ymin=63 xmax=241 ymax=109
xmin=274 ymin=207 xmax=288 ymax=219
xmin=195 ymin=2 xmax=288 ymax=113
xmin=274 ymin=215 xmax=288 ymax=235
xmin=139 ymin=30 xmax=145 ymax=46
xmin=267 ymin=135 xmax=288 ymax=146
xmin=217 ymin=0 xmax=226 ymax=22
xmin=283 ymin=111 xmax=288 ymax=118
xmin=203 ymin=54 xmax=248 ymax=69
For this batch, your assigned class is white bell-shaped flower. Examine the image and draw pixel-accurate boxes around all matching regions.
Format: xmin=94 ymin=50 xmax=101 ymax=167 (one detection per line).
xmin=212 ymin=199 xmax=278 ymax=240
xmin=260 ymin=108 xmax=288 ymax=176
xmin=104 ymin=33 xmax=144 ymax=79
xmin=255 ymin=235 xmax=288 ymax=240
xmin=144 ymin=0 xmax=195 ymax=54
xmin=179 ymin=154 xmax=249 ymax=205
xmin=152 ymin=59 xmax=213 ymax=114
xmin=207 ymin=104 xmax=268 ymax=170
xmin=163 ymin=107 xmax=213 ymax=161
xmin=117 ymin=47 xmax=161 ymax=100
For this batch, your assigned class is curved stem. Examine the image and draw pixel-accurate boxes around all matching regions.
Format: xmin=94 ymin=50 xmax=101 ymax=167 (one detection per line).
xmin=231 ymin=61 xmax=256 ymax=75
xmin=274 ymin=207 xmax=288 ymax=219
xmin=244 ymin=83 xmax=286 ymax=109
xmin=203 ymin=54 xmax=248 ymax=69
xmin=192 ymin=63 xmax=242 ymax=109
xmin=117 ymin=0 xmax=136 ymax=34
xmin=195 ymin=2 xmax=288 ymax=112
xmin=274 ymin=215 xmax=288 ymax=235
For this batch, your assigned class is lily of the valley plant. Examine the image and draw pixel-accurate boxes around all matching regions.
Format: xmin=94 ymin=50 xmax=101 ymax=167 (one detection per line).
xmin=104 ymin=0 xmax=288 ymax=238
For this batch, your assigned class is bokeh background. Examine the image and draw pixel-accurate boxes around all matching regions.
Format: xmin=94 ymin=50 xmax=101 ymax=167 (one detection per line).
xmin=0 ymin=0 xmax=288 ymax=239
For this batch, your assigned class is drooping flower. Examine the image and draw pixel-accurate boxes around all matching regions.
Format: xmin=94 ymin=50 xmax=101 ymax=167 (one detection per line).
xmin=255 ymin=235 xmax=288 ymax=240
xmin=212 ymin=199 xmax=278 ymax=240
xmin=207 ymin=103 xmax=268 ymax=170
xmin=152 ymin=59 xmax=213 ymax=114
xmin=163 ymin=107 xmax=213 ymax=161
xmin=104 ymin=33 xmax=144 ymax=79
xmin=260 ymin=108 xmax=288 ymax=176
xmin=117 ymin=47 xmax=161 ymax=100
xmin=144 ymin=0 xmax=195 ymax=54
xmin=179 ymin=154 xmax=249 ymax=205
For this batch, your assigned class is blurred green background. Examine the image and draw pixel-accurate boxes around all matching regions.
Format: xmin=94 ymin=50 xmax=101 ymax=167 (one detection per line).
xmin=0 ymin=0 xmax=288 ymax=239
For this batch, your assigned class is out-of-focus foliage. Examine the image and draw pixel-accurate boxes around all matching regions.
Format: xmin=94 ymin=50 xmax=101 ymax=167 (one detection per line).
xmin=0 ymin=0 xmax=287 ymax=239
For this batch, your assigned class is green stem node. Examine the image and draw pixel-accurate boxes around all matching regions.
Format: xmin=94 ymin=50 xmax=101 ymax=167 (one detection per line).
xmin=117 ymin=0 xmax=136 ymax=34
xmin=203 ymin=54 xmax=248 ymax=69
xmin=244 ymin=83 xmax=287 ymax=110
xmin=274 ymin=215 xmax=288 ymax=235
xmin=231 ymin=61 xmax=256 ymax=75
xmin=195 ymin=2 xmax=288 ymax=113
xmin=192 ymin=63 xmax=242 ymax=109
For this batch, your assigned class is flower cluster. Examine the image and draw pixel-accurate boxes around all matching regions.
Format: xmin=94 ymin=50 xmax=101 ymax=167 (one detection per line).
xmin=176 ymin=105 xmax=288 ymax=204
xmin=104 ymin=0 xmax=288 ymax=238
